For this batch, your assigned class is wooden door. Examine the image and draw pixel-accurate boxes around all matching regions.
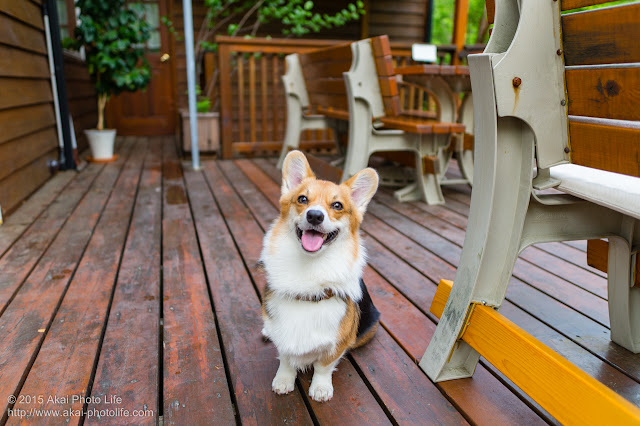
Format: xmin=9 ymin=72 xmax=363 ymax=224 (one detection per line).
xmin=106 ymin=0 xmax=175 ymax=135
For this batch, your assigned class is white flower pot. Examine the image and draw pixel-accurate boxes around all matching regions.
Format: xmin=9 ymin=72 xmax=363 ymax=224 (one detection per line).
xmin=85 ymin=129 xmax=117 ymax=161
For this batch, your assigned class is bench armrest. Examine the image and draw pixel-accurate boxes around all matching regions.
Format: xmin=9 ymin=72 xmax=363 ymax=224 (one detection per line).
xmin=550 ymin=164 xmax=640 ymax=221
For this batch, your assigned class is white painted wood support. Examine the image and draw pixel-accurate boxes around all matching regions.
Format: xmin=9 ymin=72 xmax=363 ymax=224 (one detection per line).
xmin=457 ymin=93 xmax=474 ymax=184
xmin=277 ymin=54 xmax=335 ymax=169
xmin=421 ymin=53 xmax=536 ymax=380
xmin=608 ymin=221 xmax=640 ymax=353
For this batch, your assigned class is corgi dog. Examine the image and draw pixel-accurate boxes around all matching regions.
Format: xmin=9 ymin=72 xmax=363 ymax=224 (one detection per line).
xmin=260 ymin=150 xmax=380 ymax=402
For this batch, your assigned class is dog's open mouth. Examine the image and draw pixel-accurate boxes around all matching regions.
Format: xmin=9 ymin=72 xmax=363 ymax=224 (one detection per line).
xmin=296 ymin=227 xmax=339 ymax=252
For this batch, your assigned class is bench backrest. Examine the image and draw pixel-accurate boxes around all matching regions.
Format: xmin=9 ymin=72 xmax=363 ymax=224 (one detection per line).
xmin=560 ymin=1 xmax=640 ymax=178
xmin=485 ymin=0 xmax=639 ymax=177
xmin=345 ymin=35 xmax=403 ymax=121
xmin=283 ymin=35 xmax=402 ymax=120
xmin=368 ymin=36 xmax=401 ymax=118
xmin=298 ymin=41 xmax=353 ymax=115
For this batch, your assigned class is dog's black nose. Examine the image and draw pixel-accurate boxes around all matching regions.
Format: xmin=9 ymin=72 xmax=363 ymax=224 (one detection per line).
xmin=306 ymin=209 xmax=324 ymax=225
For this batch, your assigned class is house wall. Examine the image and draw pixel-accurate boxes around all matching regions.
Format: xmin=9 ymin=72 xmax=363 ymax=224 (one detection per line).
xmin=0 ymin=1 xmax=97 ymax=216
xmin=0 ymin=1 xmax=59 ymax=215
xmin=368 ymin=0 xmax=428 ymax=42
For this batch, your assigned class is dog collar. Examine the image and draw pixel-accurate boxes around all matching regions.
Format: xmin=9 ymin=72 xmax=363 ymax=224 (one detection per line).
xmin=293 ymin=288 xmax=336 ymax=302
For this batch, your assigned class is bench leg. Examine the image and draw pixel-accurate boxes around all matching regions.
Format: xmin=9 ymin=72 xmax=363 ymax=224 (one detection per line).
xmin=608 ymin=228 xmax=640 ymax=353
xmin=420 ymin=115 xmax=535 ymax=382
xmin=277 ymin=97 xmax=330 ymax=170
xmin=393 ymin=153 xmax=445 ymax=205
xmin=458 ymin=93 xmax=474 ymax=186
xmin=277 ymin=96 xmax=305 ymax=169
xmin=393 ymin=135 xmax=448 ymax=205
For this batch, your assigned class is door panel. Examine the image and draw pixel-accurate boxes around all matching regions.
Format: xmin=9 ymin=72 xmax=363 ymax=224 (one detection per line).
xmin=106 ymin=0 xmax=175 ymax=135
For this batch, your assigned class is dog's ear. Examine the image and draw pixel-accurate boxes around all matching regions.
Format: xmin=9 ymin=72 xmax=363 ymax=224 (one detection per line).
xmin=344 ymin=168 xmax=379 ymax=214
xmin=282 ymin=150 xmax=314 ymax=195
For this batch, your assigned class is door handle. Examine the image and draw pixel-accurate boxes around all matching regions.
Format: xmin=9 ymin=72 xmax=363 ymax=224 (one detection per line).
xmin=160 ymin=53 xmax=170 ymax=62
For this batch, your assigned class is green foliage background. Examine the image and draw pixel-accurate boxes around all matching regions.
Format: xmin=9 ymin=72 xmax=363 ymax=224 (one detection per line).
xmin=431 ymin=0 xmax=635 ymax=45
xmin=432 ymin=0 xmax=487 ymax=45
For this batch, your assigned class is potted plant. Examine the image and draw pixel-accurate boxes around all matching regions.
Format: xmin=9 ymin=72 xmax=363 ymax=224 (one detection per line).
xmin=180 ymin=85 xmax=219 ymax=154
xmin=64 ymin=0 xmax=152 ymax=161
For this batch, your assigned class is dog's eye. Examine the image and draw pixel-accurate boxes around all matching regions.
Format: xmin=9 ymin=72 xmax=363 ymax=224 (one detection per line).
xmin=331 ymin=201 xmax=343 ymax=211
xmin=297 ymin=195 xmax=308 ymax=204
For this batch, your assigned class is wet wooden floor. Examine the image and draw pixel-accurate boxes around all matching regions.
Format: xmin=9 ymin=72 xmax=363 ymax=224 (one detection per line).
xmin=0 ymin=136 xmax=638 ymax=425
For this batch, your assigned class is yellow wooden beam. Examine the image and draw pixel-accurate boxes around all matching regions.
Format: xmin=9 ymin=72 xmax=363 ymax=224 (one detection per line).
xmin=430 ymin=279 xmax=640 ymax=425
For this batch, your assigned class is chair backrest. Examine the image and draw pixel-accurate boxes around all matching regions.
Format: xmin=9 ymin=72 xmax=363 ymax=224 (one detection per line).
xmin=560 ymin=1 xmax=640 ymax=178
xmin=345 ymin=35 xmax=402 ymax=120
xmin=484 ymin=0 xmax=639 ymax=177
xmin=368 ymin=36 xmax=401 ymax=117
xmin=297 ymin=41 xmax=353 ymax=114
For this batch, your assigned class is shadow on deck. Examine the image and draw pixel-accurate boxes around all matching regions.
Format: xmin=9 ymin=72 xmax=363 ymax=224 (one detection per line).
xmin=0 ymin=136 xmax=638 ymax=425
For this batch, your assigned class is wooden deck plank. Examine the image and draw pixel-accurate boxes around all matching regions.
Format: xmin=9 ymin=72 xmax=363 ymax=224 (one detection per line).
xmin=359 ymin=267 xmax=548 ymax=425
xmin=0 ymin=140 xmax=135 ymax=422
xmin=0 ymin=163 xmax=104 ymax=313
xmin=565 ymin=240 xmax=588 ymax=252
xmin=214 ymin=161 xmax=395 ymax=424
xmin=184 ymin=163 xmax=313 ymax=425
xmin=0 ymin=170 xmax=75 ymax=257
xmin=9 ymin=138 xmax=148 ymax=424
xmin=373 ymin=191 xmax=610 ymax=312
xmin=235 ymin=159 xmax=535 ymax=425
xmin=2 ymin=147 xmax=638 ymax=424
xmin=161 ymin=140 xmax=236 ymax=425
xmin=436 ymin=187 xmax=601 ymax=274
xmin=366 ymin=199 xmax=611 ymax=328
xmin=86 ymin=138 xmax=163 ymax=425
xmin=535 ymin=241 xmax=607 ymax=278
xmin=384 ymin=189 xmax=608 ymax=291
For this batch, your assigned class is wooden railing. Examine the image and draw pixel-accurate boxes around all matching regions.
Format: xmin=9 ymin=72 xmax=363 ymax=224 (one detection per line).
xmin=213 ymin=36 xmax=474 ymax=159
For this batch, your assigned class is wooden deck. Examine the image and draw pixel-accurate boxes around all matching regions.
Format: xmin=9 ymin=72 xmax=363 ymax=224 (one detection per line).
xmin=0 ymin=136 xmax=638 ymax=425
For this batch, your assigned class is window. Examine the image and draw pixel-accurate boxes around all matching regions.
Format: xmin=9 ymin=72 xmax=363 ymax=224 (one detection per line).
xmin=56 ymin=0 xmax=76 ymax=40
xmin=141 ymin=1 xmax=161 ymax=52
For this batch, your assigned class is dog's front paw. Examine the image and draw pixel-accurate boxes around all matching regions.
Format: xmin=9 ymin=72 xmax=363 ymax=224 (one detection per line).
xmin=272 ymin=376 xmax=295 ymax=395
xmin=308 ymin=382 xmax=333 ymax=402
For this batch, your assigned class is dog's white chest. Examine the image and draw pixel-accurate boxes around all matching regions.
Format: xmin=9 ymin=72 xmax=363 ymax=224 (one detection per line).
xmin=264 ymin=297 xmax=347 ymax=357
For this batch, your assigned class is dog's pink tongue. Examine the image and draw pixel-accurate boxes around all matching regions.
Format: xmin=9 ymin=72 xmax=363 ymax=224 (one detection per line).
xmin=301 ymin=230 xmax=324 ymax=252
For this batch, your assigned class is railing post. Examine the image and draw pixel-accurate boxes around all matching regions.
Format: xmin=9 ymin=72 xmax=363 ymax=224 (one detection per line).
xmin=451 ymin=0 xmax=469 ymax=65
xmin=218 ymin=42 xmax=233 ymax=159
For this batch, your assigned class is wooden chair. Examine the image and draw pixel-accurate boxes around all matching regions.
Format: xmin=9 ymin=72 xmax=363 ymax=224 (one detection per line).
xmin=343 ymin=36 xmax=465 ymax=205
xmin=276 ymin=42 xmax=352 ymax=169
xmin=421 ymin=0 xmax=640 ymax=423
xmin=277 ymin=36 xmax=467 ymax=205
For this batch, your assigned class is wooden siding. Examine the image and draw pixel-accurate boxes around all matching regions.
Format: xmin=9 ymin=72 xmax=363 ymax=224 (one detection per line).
xmin=0 ymin=1 xmax=58 ymax=215
xmin=368 ymin=0 xmax=428 ymax=42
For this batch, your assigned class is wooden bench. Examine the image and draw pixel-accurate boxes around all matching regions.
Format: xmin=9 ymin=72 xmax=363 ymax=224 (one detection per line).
xmin=421 ymin=0 xmax=640 ymax=423
xmin=343 ymin=36 xmax=465 ymax=205
xmin=277 ymin=36 xmax=467 ymax=205
xmin=276 ymin=41 xmax=352 ymax=169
